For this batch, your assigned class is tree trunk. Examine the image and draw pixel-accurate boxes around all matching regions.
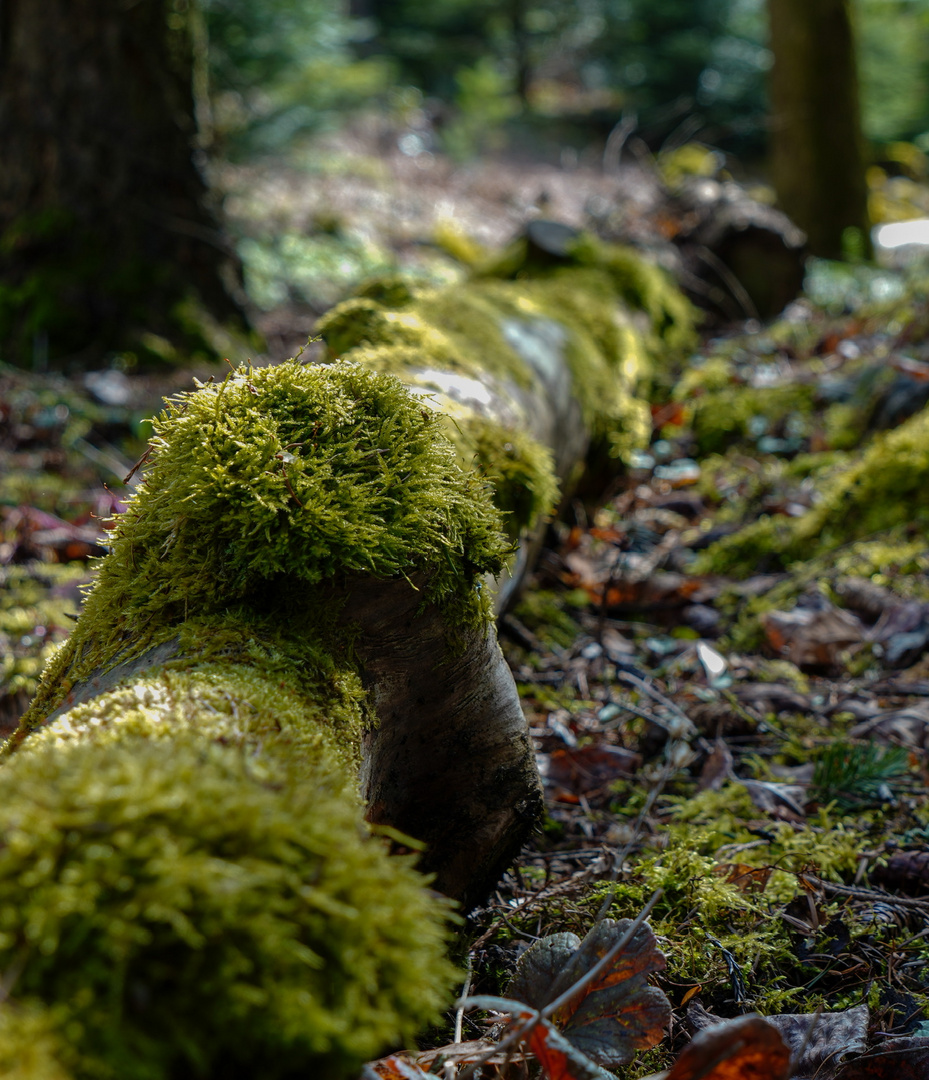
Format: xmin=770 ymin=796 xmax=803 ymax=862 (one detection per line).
xmin=0 ymin=0 xmax=246 ymax=367
xmin=767 ymin=0 xmax=871 ymax=260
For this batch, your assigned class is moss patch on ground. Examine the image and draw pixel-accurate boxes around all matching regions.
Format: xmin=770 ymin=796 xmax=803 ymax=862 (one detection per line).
xmin=697 ymin=404 xmax=929 ymax=575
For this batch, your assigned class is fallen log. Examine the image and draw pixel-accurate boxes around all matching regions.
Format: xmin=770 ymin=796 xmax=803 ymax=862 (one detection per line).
xmin=1 ymin=238 xmax=695 ymax=1078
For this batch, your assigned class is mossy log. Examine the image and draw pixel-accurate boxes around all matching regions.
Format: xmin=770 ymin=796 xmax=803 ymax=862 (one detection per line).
xmin=317 ymin=227 xmax=694 ymax=602
xmin=2 ymin=242 xmax=695 ymax=1078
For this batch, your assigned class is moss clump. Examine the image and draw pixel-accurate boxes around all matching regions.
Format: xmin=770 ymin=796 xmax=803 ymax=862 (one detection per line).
xmin=455 ymin=416 xmax=559 ymax=539
xmin=566 ymin=233 xmax=698 ymax=360
xmin=25 ymin=657 xmax=367 ymax=772
xmin=0 ymin=1002 xmax=74 ymax=1080
xmin=0 ymin=733 xmax=456 ymax=1080
xmin=672 ymin=357 xmax=815 ymax=456
xmin=19 ymin=361 xmax=509 ymax=729
xmin=698 ymin=404 xmax=929 ymax=574
xmin=317 ymin=250 xmax=693 ymax=479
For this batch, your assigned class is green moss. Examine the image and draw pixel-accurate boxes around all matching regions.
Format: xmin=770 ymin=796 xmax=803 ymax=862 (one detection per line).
xmin=699 ymin=405 xmax=929 ymax=574
xmin=18 ymin=361 xmax=509 ymax=732
xmin=511 ymin=589 xmax=583 ymax=651
xmin=319 ymin=268 xmax=667 ymax=472
xmin=675 ymin=370 xmax=816 ymax=456
xmin=567 ymin=233 xmax=698 ymax=360
xmin=318 ymin=235 xmax=695 ymax=474
xmin=0 ymin=733 xmax=456 ymax=1080
xmin=25 ymin=655 xmax=367 ymax=772
xmin=0 ymin=564 xmax=91 ymax=709
xmin=454 ymin=416 xmax=559 ymax=539
xmin=0 ymin=1001 xmax=74 ymax=1080
xmin=351 ymin=275 xmax=417 ymax=308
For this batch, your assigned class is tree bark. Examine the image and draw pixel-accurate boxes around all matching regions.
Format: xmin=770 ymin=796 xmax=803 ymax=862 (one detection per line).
xmin=767 ymin=0 xmax=871 ymax=260
xmin=0 ymin=0 xmax=246 ymax=366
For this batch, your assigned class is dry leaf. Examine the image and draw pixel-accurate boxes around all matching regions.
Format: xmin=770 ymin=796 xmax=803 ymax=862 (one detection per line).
xmin=547 ymin=744 xmax=641 ymax=798
xmin=713 ymin=863 xmax=772 ymax=895
xmin=834 ymin=1035 xmax=929 ymax=1079
xmin=762 ymin=605 xmax=864 ymax=667
xmin=664 ymin=1014 xmax=791 ymax=1080
xmin=765 ymin=1004 xmax=868 ymax=1080
xmin=507 ymin=918 xmax=671 ymax=1067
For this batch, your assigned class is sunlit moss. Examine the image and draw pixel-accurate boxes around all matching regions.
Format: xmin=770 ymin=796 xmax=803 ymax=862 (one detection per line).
xmin=699 ymin=405 xmax=929 ymax=574
xmin=318 ymin=238 xmax=696 ymax=523
xmin=454 ymin=416 xmax=559 ymax=540
xmin=0 ymin=1001 xmax=74 ymax=1080
xmin=0 ymin=734 xmax=456 ymax=1080
xmin=17 ymin=361 xmax=509 ymax=734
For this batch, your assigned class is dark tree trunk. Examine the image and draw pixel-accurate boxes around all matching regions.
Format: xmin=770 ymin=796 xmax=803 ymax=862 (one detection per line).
xmin=0 ymin=0 xmax=246 ymax=367
xmin=767 ymin=0 xmax=871 ymax=260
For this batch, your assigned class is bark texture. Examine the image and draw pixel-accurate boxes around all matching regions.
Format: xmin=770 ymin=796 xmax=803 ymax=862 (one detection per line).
xmin=767 ymin=0 xmax=871 ymax=260
xmin=0 ymin=0 xmax=245 ymax=365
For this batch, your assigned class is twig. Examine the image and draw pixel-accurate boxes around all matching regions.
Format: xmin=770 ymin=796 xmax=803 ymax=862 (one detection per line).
xmin=454 ymin=956 xmax=473 ymax=1044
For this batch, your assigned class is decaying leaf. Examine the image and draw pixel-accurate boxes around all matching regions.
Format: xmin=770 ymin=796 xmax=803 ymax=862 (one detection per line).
xmin=766 ymin=1004 xmax=868 ymax=1080
xmin=547 ymin=744 xmax=641 ymax=799
xmin=834 ymin=1035 xmax=929 ymax=1079
xmin=713 ymin=863 xmax=772 ymax=895
xmin=525 ymin=1017 xmax=617 ymax=1080
xmin=662 ymin=1014 xmax=791 ymax=1080
xmin=698 ymin=739 xmax=733 ymax=792
xmin=364 ymin=1039 xmax=530 ymax=1077
xmin=362 ymin=1054 xmax=432 ymax=1079
xmin=507 ymin=918 xmax=671 ymax=1066
xmin=762 ymin=604 xmax=864 ymax=667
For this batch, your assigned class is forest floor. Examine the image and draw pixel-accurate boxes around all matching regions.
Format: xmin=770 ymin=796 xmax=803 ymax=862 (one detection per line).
xmin=4 ymin=125 xmax=929 ymax=1079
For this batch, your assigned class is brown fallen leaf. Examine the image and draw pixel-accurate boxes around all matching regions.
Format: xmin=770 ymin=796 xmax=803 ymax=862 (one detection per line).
xmin=505 ymin=918 xmax=671 ymax=1067
xmin=547 ymin=744 xmax=641 ymax=800
xmin=660 ymin=1014 xmax=791 ymax=1080
xmin=525 ymin=1016 xmax=618 ymax=1080
xmin=762 ymin=604 xmax=864 ymax=667
xmin=364 ymin=1039 xmax=529 ymax=1077
xmin=871 ymin=848 xmax=929 ymax=891
xmin=713 ymin=863 xmax=772 ymax=895
xmin=698 ymin=740 xmax=733 ymax=792
xmin=362 ymin=1055 xmax=432 ymax=1079
xmin=765 ymin=1003 xmax=868 ymax=1080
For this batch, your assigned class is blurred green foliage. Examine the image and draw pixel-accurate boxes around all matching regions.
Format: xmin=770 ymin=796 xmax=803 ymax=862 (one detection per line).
xmin=203 ymin=0 xmax=929 ymax=161
xmin=203 ymin=0 xmax=391 ymax=155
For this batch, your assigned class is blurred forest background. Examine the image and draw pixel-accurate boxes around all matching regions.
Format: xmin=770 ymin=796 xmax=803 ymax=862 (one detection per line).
xmin=194 ymin=0 xmax=929 ymax=349
xmin=205 ymin=0 xmax=921 ymax=162
xmin=7 ymin=0 xmax=929 ymax=370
